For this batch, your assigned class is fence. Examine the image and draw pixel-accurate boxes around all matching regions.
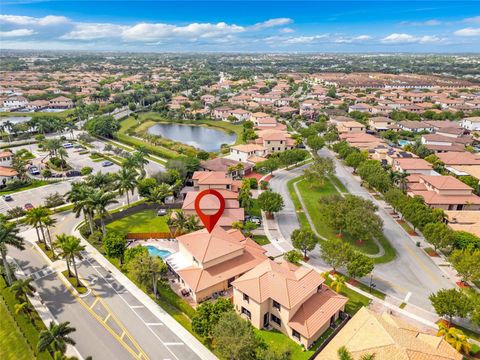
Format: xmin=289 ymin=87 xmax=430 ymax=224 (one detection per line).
xmin=308 ymin=313 xmax=351 ymax=360
xmin=126 ymin=232 xmax=173 ymax=240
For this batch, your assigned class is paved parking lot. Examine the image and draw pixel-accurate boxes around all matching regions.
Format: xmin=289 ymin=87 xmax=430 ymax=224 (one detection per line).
xmin=1 ymin=179 xmax=74 ymax=211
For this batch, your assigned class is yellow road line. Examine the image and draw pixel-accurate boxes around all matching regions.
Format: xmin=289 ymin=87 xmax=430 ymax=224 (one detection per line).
xmin=57 ymin=273 xmax=149 ymax=360
xmin=104 ymin=313 xmax=111 ymax=322
xmin=89 ymin=298 xmax=99 ymax=309
xmin=401 ymin=242 xmax=439 ymax=284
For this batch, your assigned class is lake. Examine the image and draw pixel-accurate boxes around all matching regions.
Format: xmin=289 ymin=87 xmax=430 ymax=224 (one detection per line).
xmin=147 ymin=123 xmax=236 ymax=152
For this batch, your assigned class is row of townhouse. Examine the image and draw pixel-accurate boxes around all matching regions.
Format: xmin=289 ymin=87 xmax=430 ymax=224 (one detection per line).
xmin=0 ymin=95 xmax=74 ymax=111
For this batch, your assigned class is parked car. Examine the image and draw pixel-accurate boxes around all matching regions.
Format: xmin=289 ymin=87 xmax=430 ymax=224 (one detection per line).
xmin=63 ymin=143 xmax=73 ymax=149
xmin=24 ymin=203 xmax=34 ymax=211
xmin=66 ymin=170 xmax=81 ymax=177
xmin=249 ymin=216 xmax=262 ymax=226
xmin=51 ymin=173 xmax=64 ymax=178
xmin=102 ymin=161 xmax=114 ymax=167
xmin=157 ymin=208 xmax=167 ymax=216
xmin=29 ymin=166 xmax=40 ymax=175
xmin=2 ymin=195 xmax=13 ymax=202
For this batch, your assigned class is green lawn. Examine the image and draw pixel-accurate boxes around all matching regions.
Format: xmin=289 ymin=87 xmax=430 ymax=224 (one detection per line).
xmin=295 ymin=178 xmax=380 ymax=255
xmin=106 ymin=209 xmax=170 ymax=233
xmin=329 ymin=175 xmax=348 ymax=193
xmin=255 ymin=328 xmax=316 ymax=360
xmin=323 ymin=277 xmax=371 ymax=316
xmin=0 ymin=277 xmax=52 ymax=360
xmin=0 ymin=298 xmax=34 ymax=360
xmin=291 ymin=176 xmax=396 ymax=264
xmin=0 ymin=180 xmax=52 ymax=196
xmin=252 ymin=235 xmax=270 ymax=245
xmin=286 ymin=177 xmax=310 ymax=230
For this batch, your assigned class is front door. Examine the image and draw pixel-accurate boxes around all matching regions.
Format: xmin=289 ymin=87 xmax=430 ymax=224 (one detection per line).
xmin=263 ymin=312 xmax=270 ymax=328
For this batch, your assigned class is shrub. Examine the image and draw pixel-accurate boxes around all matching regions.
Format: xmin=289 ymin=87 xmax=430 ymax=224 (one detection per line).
xmin=80 ymin=167 xmax=93 ymax=175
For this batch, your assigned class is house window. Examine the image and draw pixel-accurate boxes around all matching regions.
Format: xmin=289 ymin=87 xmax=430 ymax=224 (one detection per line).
xmin=292 ymin=329 xmax=301 ymax=340
xmin=273 ymin=300 xmax=280 ymax=311
xmin=243 ymin=293 xmax=249 ymax=303
xmin=317 ymin=284 xmax=322 ymax=292
xmin=271 ymin=314 xmax=281 ymax=326
xmin=241 ymin=307 xmax=251 ymax=319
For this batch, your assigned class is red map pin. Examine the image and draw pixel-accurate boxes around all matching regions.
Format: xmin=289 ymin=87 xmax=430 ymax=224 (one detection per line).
xmin=194 ymin=189 xmax=226 ymax=233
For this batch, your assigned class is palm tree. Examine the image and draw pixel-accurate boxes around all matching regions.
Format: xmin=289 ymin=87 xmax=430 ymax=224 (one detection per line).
xmin=24 ymin=206 xmax=51 ymax=244
xmin=337 ymin=346 xmax=375 ymax=360
xmin=390 ymin=171 xmax=409 ymax=192
xmin=168 ymin=210 xmax=189 ymax=236
xmin=0 ymin=219 xmax=25 ymax=285
xmin=115 ymin=167 xmax=138 ymax=205
xmin=66 ymin=183 xmax=95 ymax=234
xmin=331 ymin=274 xmax=346 ymax=293
xmin=43 ymin=216 xmax=57 ymax=259
xmin=15 ymin=301 xmax=32 ymax=320
xmin=57 ymin=148 xmax=69 ymax=171
xmin=64 ymin=121 xmax=77 ymax=140
xmin=86 ymin=172 xmax=115 ymax=191
xmin=437 ymin=323 xmax=472 ymax=355
xmin=56 ymin=234 xmax=85 ymax=287
xmin=147 ymin=183 xmax=173 ymax=208
xmin=87 ymin=189 xmax=118 ymax=237
xmin=11 ymin=277 xmax=36 ymax=302
xmin=37 ymin=321 xmax=76 ymax=354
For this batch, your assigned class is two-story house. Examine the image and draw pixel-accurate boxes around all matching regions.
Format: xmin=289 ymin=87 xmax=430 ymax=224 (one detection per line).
xmin=255 ymin=129 xmax=295 ymax=153
xmin=407 ymin=175 xmax=480 ymax=210
xmin=232 ymin=260 xmax=347 ymax=348
xmin=392 ymin=158 xmax=437 ymax=175
xmin=228 ymin=144 xmax=268 ymax=164
xmin=49 ymin=96 xmax=74 ymax=109
xmin=191 ymin=171 xmax=242 ymax=192
xmin=166 ymin=227 xmax=267 ymax=303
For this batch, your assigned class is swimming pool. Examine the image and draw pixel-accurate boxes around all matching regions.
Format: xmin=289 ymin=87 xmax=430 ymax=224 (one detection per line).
xmin=145 ymin=245 xmax=172 ymax=259
xmin=398 ymin=140 xmax=412 ymax=147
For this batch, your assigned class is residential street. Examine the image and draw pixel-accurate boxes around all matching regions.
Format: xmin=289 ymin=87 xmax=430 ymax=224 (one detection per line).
xmin=268 ymin=149 xmax=455 ymax=311
xmin=10 ymin=217 xmax=211 ymax=360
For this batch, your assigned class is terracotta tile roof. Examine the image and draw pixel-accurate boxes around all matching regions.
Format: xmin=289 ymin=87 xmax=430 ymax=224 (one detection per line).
xmin=410 ymin=190 xmax=480 ymax=205
xmin=232 ymin=259 xmax=325 ymax=309
xmin=177 ymin=227 xmax=248 ymax=263
xmin=288 ymin=287 xmax=347 ymax=338
xmin=201 ymin=158 xmax=253 ymax=172
xmin=0 ymin=166 xmax=17 ymax=177
xmin=231 ymin=144 xmax=267 ymax=152
xmin=420 ymin=175 xmax=473 ymax=191
xmin=182 ymin=190 xmax=239 ymax=211
xmin=317 ymin=307 xmax=462 ymax=360
xmin=177 ymin=236 xmax=266 ymax=292
xmin=192 ymin=171 xmax=240 ymax=187
xmin=394 ymin=158 xmax=433 ymax=171
xmin=436 ymin=152 xmax=480 ymax=166
xmin=0 ymin=151 xmax=13 ymax=158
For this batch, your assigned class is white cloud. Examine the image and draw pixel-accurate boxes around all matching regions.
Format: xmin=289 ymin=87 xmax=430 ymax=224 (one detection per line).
xmin=122 ymin=22 xmax=245 ymax=42
xmin=0 ymin=14 xmax=69 ymax=26
xmin=454 ymin=27 xmax=480 ymax=37
xmin=400 ymin=19 xmax=441 ymax=26
xmin=280 ymin=27 xmax=295 ymax=34
xmin=61 ymin=23 xmax=128 ymax=40
xmin=250 ymin=18 xmax=292 ymax=30
xmin=0 ymin=28 xmax=36 ymax=37
xmin=354 ymin=35 xmax=372 ymax=41
xmin=462 ymin=16 xmax=480 ymax=24
xmin=381 ymin=33 xmax=442 ymax=44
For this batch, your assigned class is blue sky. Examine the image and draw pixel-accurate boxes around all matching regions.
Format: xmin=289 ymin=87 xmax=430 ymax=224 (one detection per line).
xmin=1 ymin=1 xmax=479 ymax=52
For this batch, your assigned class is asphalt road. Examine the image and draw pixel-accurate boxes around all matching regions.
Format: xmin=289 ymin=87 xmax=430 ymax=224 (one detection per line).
xmin=9 ymin=244 xmax=136 ymax=360
xmin=268 ymin=149 xmax=455 ymax=311
xmin=11 ymin=209 xmax=203 ymax=360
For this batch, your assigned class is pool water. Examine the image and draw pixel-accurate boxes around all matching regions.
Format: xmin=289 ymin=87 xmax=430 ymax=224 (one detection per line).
xmin=145 ymin=245 xmax=172 ymax=259
xmin=398 ymin=140 xmax=411 ymax=147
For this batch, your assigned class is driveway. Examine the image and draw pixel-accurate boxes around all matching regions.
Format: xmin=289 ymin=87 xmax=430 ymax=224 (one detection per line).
xmin=268 ymin=150 xmax=455 ymax=311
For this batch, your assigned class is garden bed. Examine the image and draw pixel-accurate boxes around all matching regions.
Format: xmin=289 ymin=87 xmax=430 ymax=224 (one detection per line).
xmin=61 ymin=271 xmax=88 ymax=294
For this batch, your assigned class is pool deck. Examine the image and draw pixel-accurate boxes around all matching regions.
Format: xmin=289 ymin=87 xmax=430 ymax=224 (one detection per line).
xmin=128 ymin=239 xmax=179 ymax=253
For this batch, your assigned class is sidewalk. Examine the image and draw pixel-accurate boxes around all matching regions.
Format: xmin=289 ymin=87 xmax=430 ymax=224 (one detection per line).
xmin=72 ymin=226 xmax=217 ymax=360
xmin=12 ymin=231 xmax=83 ymax=360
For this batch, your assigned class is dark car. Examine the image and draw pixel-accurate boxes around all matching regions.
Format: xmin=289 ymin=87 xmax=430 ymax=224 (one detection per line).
xmin=102 ymin=161 xmax=114 ymax=167
xmin=66 ymin=170 xmax=81 ymax=177
xmin=2 ymin=195 xmax=13 ymax=202
xmin=24 ymin=203 xmax=34 ymax=211
xmin=29 ymin=166 xmax=40 ymax=175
